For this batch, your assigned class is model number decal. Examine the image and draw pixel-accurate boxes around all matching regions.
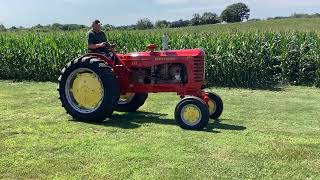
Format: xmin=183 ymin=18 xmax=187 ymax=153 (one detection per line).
xmin=155 ymin=57 xmax=176 ymax=61
xmin=155 ymin=57 xmax=194 ymax=61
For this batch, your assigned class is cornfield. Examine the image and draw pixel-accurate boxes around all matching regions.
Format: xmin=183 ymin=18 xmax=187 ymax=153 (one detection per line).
xmin=0 ymin=21 xmax=320 ymax=88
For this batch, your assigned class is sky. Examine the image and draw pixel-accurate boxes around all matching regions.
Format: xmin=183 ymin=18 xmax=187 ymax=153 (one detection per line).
xmin=0 ymin=0 xmax=319 ymax=27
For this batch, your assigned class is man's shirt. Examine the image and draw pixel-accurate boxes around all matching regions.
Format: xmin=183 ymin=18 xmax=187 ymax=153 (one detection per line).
xmin=87 ymin=30 xmax=108 ymax=53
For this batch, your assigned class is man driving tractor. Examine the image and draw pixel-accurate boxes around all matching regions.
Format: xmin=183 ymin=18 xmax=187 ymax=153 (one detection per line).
xmin=87 ymin=20 xmax=111 ymax=54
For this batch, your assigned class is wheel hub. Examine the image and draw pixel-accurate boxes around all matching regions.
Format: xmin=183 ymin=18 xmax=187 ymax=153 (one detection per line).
xmin=71 ymin=73 xmax=103 ymax=109
xmin=65 ymin=69 xmax=104 ymax=112
xmin=181 ymin=105 xmax=202 ymax=125
xmin=208 ymin=99 xmax=217 ymax=115
xmin=118 ymin=93 xmax=135 ymax=105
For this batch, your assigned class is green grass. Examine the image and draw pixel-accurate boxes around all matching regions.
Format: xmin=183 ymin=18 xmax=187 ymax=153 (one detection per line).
xmin=0 ymin=81 xmax=319 ymax=179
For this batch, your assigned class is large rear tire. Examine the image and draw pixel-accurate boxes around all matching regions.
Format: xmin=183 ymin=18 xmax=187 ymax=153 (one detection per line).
xmin=58 ymin=57 xmax=119 ymax=122
xmin=115 ymin=93 xmax=148 ymax=112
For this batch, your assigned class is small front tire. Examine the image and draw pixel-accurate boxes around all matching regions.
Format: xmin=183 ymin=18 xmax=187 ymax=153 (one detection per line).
xmin=115 ymin=93 xmax=148 ymax=112
xmin=175 ymin=97 xmax=209 ymax=130
xmin=206 ymin=92 xmax=223 ymax=119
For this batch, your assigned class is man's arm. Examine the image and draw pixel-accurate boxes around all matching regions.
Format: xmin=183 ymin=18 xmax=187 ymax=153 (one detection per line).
xmin=88 ymin=43 xmax=106 ymax=50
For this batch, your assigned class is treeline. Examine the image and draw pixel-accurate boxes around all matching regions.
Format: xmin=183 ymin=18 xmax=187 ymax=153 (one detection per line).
xmin=104 ymin=12 xmax=220 ymax=31
xmin=0 ymin=23 xmax=88 ymax=31
xmin=136 ymin=12 xmax=221 ymax=30
xmin=267 ymin=13 xmax=320 ymax=20
xmin=121 ymin=3 xmax=250 ymax=30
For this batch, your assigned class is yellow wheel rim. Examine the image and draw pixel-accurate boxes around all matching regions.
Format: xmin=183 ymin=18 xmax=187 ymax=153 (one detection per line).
xmin=208 ymin=99 xmax=217 ymax=115
xmin=181 ymin=104 xmax=202 ymax=125
xmin=119 ymin=93 xmax=135 ymax=105
xmin=70 ymin=71 xmax=103 ymax=110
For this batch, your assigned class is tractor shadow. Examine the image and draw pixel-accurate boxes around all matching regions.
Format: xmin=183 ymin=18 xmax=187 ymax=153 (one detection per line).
xmin=74 ymin=111 xmax=247 ymax=133
xmin=104 ymin=111 xmax=175 ymax=129
xmin=206 ymin=119 xmax=247 ymax=133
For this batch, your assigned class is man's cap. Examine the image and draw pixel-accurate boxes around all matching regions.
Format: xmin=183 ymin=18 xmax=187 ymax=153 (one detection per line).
xmin=93 ymin=20 xmax=101 ymax=24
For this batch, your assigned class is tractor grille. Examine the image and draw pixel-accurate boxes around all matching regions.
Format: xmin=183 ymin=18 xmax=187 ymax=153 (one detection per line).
xmin=193 ymin=58 xmax=205 ymax=83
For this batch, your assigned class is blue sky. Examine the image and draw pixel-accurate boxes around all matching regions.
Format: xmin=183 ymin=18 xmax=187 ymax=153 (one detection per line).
xmin=0 ymin=0 xmax=319 ymax=27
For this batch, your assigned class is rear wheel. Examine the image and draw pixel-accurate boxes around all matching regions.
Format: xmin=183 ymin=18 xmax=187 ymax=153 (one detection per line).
xmin=207 ymin=92 xmax=224 ymax=119
xmin=175 ymin=97 xmax=209 ymax=130
xmin=58 ymin=57 xmax=119 ymax=122
xmin=115 ymin=93 xmax=148 ymax=112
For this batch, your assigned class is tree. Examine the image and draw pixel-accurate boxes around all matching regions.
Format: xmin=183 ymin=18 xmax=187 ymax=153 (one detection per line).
xmin=136 ymin=18 xmax=154 ymax=30
xmin=10 ymin=26 xmax=18 ymax=30
xmin=220 ymin=3 xmax=250 ymax=23
xmin=0 ymin=24 xmax=6 ymax=31
xmin=290 ymin=13 xmax=320 ymax=19
xmin=191 ymin=13 xmax=202 ymax=26
xmin=312 ymin=13 xmax=320 ymax=18
xmin=116 ymin=25 xmax=137 ymax=30
xmin=52 ymin=23 xmax=63 ymax=30
xmin=248 ymin=18 xmax=261 ymax=22
xmin=103 ymin=24 xmax=115 ymax=31
xmin=201 ymin=12 xmax=220 ymax=25
xmin=51 ymin=23 xmax=86 ymax=31
xmin=155 ymin=20 xmax=171 ymax=28
xmin=170 ymin=19 xmax=190 ymax=28
xmin=33 ymin=24 xmax=43 ymax=29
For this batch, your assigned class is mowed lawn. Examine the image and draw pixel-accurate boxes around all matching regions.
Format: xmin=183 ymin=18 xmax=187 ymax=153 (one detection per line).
xmin=0 ymin=80 xmax=319 ymax=179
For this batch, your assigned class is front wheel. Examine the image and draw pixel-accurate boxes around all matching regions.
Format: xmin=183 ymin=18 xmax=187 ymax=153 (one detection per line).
xmin=207 ymin=92 xmax=223 ymax=119
xmin=115 ymin=93 xmax=148 ymax=112
xmin=175 ymin=97 xmax=209 ymax=130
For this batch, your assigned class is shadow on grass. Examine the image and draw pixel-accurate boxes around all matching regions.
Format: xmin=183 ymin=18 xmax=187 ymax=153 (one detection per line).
xmin=72 ymin=111 xmax=246 ymax=132
xmin=249 ymin=86 xmax=283 ymax=92
xmin=104 ymin=111 xmax=175 ymax=129
xmin=207 ymin=84 xmax=284 ymax=92
xmin=206 ymin=119 xmax=247 ymax=132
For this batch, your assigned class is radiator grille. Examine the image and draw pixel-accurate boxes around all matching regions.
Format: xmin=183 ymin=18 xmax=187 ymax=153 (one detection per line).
xmin=193 ymin=58 xmax=204 ymax=82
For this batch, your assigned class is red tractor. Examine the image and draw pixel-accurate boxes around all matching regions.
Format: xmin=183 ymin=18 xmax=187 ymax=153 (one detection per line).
xmin=58 ymin=42 xmax=223 ymax=130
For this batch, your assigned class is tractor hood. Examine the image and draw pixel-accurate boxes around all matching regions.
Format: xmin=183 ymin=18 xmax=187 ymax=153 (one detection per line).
xmin=123 ymin=48 xmax=205 ymax=59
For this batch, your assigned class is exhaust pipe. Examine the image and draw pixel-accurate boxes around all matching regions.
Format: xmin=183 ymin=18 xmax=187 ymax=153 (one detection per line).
xmin=162 ymin=32 xmax=168 ymax=50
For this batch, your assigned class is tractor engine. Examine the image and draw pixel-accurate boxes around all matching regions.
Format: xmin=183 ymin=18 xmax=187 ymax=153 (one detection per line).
xmin=130 ymin=63 xmax=187 ymax=84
